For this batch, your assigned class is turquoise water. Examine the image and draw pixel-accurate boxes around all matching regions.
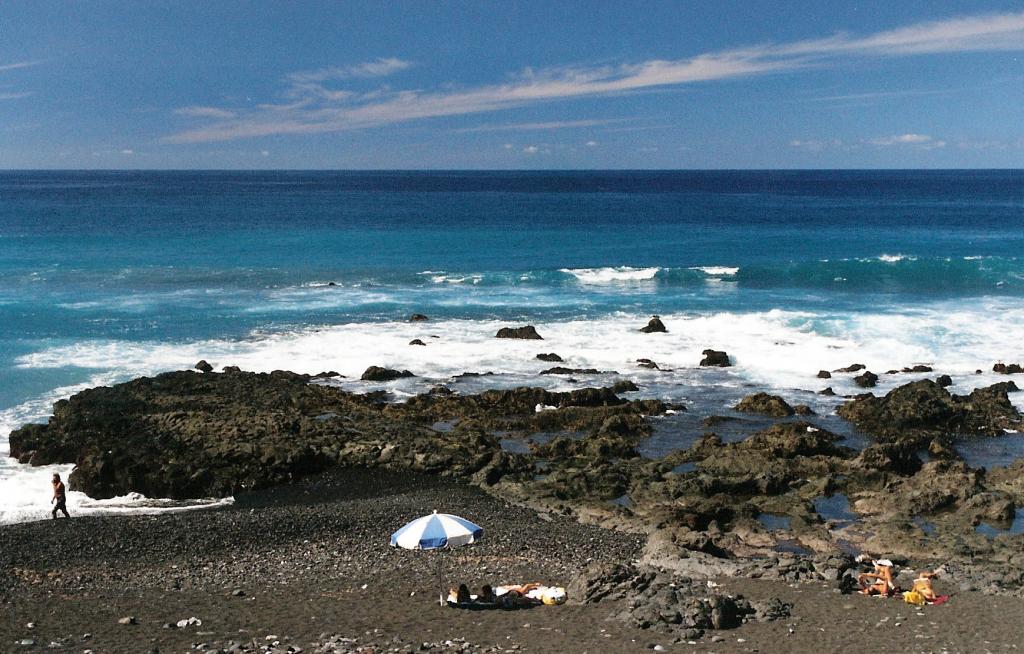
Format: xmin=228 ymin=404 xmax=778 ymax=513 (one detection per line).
xmin=2 ymin=170 xmax=1024 ymax=522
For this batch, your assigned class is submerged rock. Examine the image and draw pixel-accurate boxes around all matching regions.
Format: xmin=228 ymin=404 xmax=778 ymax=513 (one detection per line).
xmin=496 ymin=325 xmax=543 ymax=339
xmin=700 ymin=350 xmax=731 ymax=367
xmin=639 ymin=316 xmax=667 ymax=333
xmin=361 ymin=366 xmax=415 ymax=381
xmin=734 ymin=393 xmax=795 ymax=417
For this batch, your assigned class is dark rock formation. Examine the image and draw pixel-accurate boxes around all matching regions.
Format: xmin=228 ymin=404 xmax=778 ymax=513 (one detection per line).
xmin=540 ymin=367 xmax=606 ymax=375
xmin=994 ymin=363 xmax=1023 ymax=374
xmin=835 ymin=364 xmax=866 ymax=373
xmin=936 ymin=374 xmax=953 ymax=388
xmin=194 ymin=360 xmax=213 ymax=373
xmin=639 ymin=316 xmax=667 ymax=333
xmin=496 ymin=325 xmax=543 ymax=340
xmin=611 ymin=380 xmax=640 ymax=394
xmin=854 ymin=371 xmax=878 ymax=388
xmin=837 ymin=379 xmax=1022 ymax=442
xmin=699 ymin=350 xmax=731 ymax=367
xmin=818 ymin=387 xmax=836 ymax=396
xmin=360 ymin=366 xmax=415 ymax=381
xmin=408 ymin=339 xmax=426 ymax=346
xmin=636 ymin=358 xmax=659 ymax=369
xmin=222 ymin=365 xmax=241 ymax=373
xmin=536 ymin=353 xmax=563 ymax=362
xmin=409 ymin=313 xmax=429 ymax=322
xmin=903 ymin=365 xmax=933 ymax=373
xmin=817 ymin=370 xmax=832 ymax=379
xmin=734 ymin=393 xmax=795 ymax=417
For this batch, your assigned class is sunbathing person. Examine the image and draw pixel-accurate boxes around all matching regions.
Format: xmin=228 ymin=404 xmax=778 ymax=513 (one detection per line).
xmin=479 ymin=584 xmax=497 ymax=603
xmin=858 ymin=559 xmax=896 ymax=596
xmin=911 ymin=571 xmax=939 ymax=602
xmin=447 ymin=583 xmax=472 ymax=603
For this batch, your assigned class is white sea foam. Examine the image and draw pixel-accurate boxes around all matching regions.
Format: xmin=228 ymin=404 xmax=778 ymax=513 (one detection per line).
xmin=560 ymin=266 xmax=660 ymax=284
xmin=423 ymin=272 xmax=483 ymax=285
xmin=876 ymin=254 xmax=915 ymax=263
xmin=691 ymin=266 xmax=739 ymax=276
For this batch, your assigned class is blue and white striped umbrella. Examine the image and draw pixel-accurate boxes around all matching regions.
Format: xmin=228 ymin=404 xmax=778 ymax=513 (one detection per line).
xmin=390 ymin=510 xmax=483 ymax=550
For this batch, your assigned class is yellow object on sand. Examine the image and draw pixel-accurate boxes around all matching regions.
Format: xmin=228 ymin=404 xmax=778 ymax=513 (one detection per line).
xmin=903 ymin=590 xmax=926 ymax=606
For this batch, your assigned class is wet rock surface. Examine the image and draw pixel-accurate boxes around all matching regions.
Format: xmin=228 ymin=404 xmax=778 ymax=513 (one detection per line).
xmin=699 ymin=350 xmax=731 ymax=367
xmin=733 ymin=393 xmax=795 ymax=417
xmin=495 ymin=326 xmax=542 ymax=339
xmin=639 ymin=316 xmax=667 ymax=333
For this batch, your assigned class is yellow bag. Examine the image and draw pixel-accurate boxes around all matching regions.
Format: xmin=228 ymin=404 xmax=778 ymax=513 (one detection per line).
xmin=903 ymin=590 xmax=926 ymax=606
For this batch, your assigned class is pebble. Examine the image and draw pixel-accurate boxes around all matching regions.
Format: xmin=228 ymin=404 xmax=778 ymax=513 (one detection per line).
xmin=118 ymin=616 xmax=137 ymax=625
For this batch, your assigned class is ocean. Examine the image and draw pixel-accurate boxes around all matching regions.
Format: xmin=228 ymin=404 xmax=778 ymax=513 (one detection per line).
xmin=2 ymin=169 xmax=1024 ymax=523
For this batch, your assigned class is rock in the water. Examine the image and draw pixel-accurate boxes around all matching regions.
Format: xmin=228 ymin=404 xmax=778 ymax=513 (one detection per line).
xmin=536 ymin=353 xmax=563 ymax=362
xmin=361 ymin=366 xmax=415 ymax=381
xmin=699 ymin=350 xmax=731 ymax=367
xmin=611 ymin=380 xmax=640 ymax=394
xmin=817 ymin=370 xmax=832 ymax=379
xmin=636 ymin=358 xmax=660 ymax=369
xmin=194 ymin=360 xmax=213 ymax=373
xmin=835 ymin=363 xmax=866 ymax=373
xmin=408 ymin=339 xmax=426 ymax=346
xmin=818 ymin=387 xmax=836 ymax=396
xmin=496 ymin=325 xmax=543 ymax=340
xmin=837 ymin=379 xmax=1021 ymax=441
xmin=409 ymin=313 xmax=429 ymax=322
xmin=902 ymin=365 xmax=933 ymax=373
xmin=794 ymin=404 xmax=815 ymax=416
xmin=854 ymin=371 xmax=879 ymax=388
xmin=541 ymin=367 xmax=605 ymax=375
xmin=993 ymin=362 xmax=1023 ymax=374
xmin=734 ymin=393 xmax=795 ymax=417
xmin=936 ymin=374 xmax=953 ymax=388
xmin=639 ymin=316 xmax=667 ymax=333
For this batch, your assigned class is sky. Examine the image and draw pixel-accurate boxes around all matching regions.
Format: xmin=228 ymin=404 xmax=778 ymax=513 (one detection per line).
xmin=2 ymin=1 xmax=1024 ymax=169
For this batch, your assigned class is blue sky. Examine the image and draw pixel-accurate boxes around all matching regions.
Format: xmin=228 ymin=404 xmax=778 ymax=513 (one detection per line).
xmin=2 ymin=1 xmax=1024 ymax=169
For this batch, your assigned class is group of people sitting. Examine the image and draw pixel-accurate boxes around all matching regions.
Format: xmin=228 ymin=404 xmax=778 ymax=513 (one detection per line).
xmin=857 ymin=558 xmax=947 ymax=605
xmin=447 ymin=582 xmax=565 ymax=608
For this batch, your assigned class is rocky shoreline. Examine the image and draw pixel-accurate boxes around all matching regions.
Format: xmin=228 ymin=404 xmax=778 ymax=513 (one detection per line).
xmin=4 ymin=363 xmax=1024 ymax=651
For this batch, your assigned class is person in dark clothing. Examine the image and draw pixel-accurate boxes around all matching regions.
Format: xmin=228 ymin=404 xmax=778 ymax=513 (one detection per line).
xmin=51 ymin=473 xmax=70 ymax=519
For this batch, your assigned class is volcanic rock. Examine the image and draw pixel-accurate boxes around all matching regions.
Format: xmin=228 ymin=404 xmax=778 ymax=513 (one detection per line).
xmin=409 ymin=313 xmax=429 ymax=322
xmin=639 ymin=316 xmax=667 ymax=333
xmin=734 ymin=393 xmax=795 ymax=417
xmin=222 ymin=365 xmax=241 ymax=373
xmin=817 ymin=370 xmax=832 ymax=379
xmin=408 ymin=339 xmax=426 ymax=346
xmin=541 ymin=367 xmax=606 ymax=375
xmin=936 ymin=374 xmax=953 ymax=388
xmin=700 ymin=350 xmax=731 ymax=367
xmin=835 ymin=364 xmax=866 ymax=373
xmin=536 ymin=353 xmax=563 ymax=362
xmin=854 ymin=371 xmax=879 ymax=388
xmin=636 ymin=358 xmax=660 ymax=369
xmin=361 ymin=366 xmax=415 ymax=381
xmin=994 ymin=363 xmax=1023 ymax=374
xmin=496 ymin=325 xmax=543 ymax=339
xmin=194 ymin=360 xmax=213 ymax=373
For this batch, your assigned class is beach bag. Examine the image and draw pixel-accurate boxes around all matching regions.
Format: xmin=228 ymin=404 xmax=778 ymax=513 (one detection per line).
xmin=903 ymin=590 xmax=926 ymax=606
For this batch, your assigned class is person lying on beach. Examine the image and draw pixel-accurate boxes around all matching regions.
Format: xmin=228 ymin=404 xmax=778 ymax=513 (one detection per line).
xmin=51 ymin=473 xmax=70 ymax=519
xmin=858 ymin=559 xmax=896 ymax=596
xmin=479 ymin=584 xmax=496 ymax=603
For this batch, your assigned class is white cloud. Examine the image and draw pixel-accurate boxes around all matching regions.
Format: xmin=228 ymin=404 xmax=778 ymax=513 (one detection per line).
xmin=585 ymin=140 xmax=598 ymax=147
xmin=175 ymin=106 xmax=238 ymax=119
xmin=260 ymin=149 xmax=270 ymax=156
xmin=789 ymin=138 xmax=843 ymax=151
xmin=0 ymin=60 xmax=42 ymax=73
xmin=0 ymin=91 xmax=32 ymax=100
xmin=502 ymin=143 xmax=513 ymax=149
xmin=869 ymin=133 xmax=945 ymax=147
xmin=286 ymin=58 xmax=413 ymax=83
xmin=522 ymin=145 xmax=539 ymax=154
xmin=165 ymin=12 xmax=1024 ymax=143
xmin=454 ymin=119 xmax=624 ymax=133
xmin=120 ymin=149 xmax=134 ymax=155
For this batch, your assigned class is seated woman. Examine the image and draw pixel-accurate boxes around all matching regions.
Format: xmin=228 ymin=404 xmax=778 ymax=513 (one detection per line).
xmin=911 ymin=571 xmax=939 ymax=602
xmin=858 ymin=559 xmax=896 ymax=596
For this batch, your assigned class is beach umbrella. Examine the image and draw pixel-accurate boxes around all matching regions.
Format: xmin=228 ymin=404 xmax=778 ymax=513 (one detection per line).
xmin=390 ymin=510 xmax=483 ymax=605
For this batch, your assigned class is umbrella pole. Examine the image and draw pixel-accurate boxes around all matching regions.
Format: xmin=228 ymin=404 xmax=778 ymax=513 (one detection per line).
xmin=437 ymin=550 xmax=445 ymax=606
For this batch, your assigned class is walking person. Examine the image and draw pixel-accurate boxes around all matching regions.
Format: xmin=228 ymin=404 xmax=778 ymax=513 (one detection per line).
xmin=51 ymin=473 xmax=70 ymax=519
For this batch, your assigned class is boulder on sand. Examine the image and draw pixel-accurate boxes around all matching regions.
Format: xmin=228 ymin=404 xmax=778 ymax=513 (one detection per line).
xmin=496 ymin=325 xmax=543 ymax=340
xmin=639 ymin=316 xmax=667 ymax=333
xmin=361 ymin=366 xmax=415 ymax=382
xmin=700 ymin=349 xmax=731 ymax=367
